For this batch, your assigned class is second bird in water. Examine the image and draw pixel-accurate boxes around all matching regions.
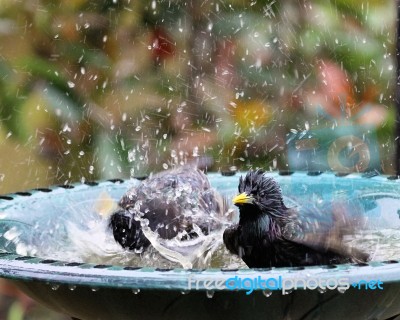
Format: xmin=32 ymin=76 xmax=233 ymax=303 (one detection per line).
xmin=109 ymin=165 xmax=228 ymax=268
xmin=223 ymin=169 xmax=369 ymax=268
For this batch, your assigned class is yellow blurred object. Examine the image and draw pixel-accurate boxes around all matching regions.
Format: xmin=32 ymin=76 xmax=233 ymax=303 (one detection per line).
xmin=94 ymin=191 xmax=118 ymax=218
xmin=229 ymin=99 xmax=272 ymax=129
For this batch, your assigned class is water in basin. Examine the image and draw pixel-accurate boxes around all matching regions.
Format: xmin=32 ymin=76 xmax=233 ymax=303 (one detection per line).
xmin=0 ymin=173 xmax=399 ymax=269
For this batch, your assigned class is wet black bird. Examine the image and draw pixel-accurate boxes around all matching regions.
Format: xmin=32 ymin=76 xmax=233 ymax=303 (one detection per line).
xmin=223 ymin=169 xmax=369 ymax=268
xmin=109 ymin=166 xmax=226 ymax=253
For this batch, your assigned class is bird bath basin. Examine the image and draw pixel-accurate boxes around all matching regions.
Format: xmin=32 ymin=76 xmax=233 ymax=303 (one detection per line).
xmin=1 ymin=172 xmax=400 ymax=320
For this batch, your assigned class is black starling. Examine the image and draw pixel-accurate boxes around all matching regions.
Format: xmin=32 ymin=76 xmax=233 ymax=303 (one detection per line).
xmin=223 ymin=169 xmax=369 ymax=268
xmin=109 ymin=166 xmax=226 ymax=256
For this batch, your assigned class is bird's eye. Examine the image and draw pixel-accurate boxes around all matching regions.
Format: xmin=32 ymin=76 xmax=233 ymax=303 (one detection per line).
xmin=250 ymin=188 xmax=262 ymax=197
xmin=249 ymin=192 xmax=257 ymax=199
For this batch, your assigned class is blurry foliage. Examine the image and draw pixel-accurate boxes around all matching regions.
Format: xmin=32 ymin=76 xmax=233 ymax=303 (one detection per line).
xmin=0 ymin=0 xmax=396 ymax=185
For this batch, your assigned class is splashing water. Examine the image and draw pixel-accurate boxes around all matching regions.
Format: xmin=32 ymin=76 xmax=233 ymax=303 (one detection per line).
xmin=140 ymin=223 xmax=224 ymax=269
xmin=344 ymin=228 xmax=400 ymax=262
xmin=1 ymin=187 xmax=400 ymax=269
xmin=0 ymin=186 xmax=239 ymax=269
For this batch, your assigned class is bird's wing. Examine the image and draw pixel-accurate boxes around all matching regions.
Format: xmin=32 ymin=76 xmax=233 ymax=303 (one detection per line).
xmin=223 ymin=225 xmax=240 ymax=255
xmin=282 ymin=199 xmax=369 ymax=262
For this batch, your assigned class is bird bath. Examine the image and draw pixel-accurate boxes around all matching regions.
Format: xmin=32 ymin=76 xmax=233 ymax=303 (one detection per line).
xmin=1 ymin=172 xmax=400 ymax=320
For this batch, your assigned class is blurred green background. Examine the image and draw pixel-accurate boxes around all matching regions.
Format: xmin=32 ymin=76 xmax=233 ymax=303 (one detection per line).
xmin=0 ymin=0 xmax=396 ymax=318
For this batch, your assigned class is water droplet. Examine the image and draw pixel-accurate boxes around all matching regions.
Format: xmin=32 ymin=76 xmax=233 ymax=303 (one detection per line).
xmin=4 ymin=227 xmax=21 ymax=241
xmin=132 ymin=288 xmax=140 ymax=294
xmin=337 ymin=287 xmax=347 ymax=294
xmin=128 ymin=150 xmax=136 ymax=162
xmin=317 ymin=287 xmax=326 ymax=294
xmin=282 ymin=289 xmax=293 ymax=295
xmin=262 ymin=290 xmax=272 ymax=297
xmin=272 ymin=158 xmax=277 ymax=169
xmin=67 ymin=81 xmax=75 ymax=88
xmin=134 ymin=247 xmax=144 ymax=254
xmin=62 ymin=124 xmax=71 ymax=132
xmin=206 ymin=290 xmax=214 ymax=298
xmin=16 ymin=243 xmax=28 ymax=256
xmin=51 ymin=284 xmax=60 ymax=291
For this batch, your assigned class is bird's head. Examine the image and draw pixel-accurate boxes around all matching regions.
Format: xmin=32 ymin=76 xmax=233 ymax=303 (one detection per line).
xmin=233 ymin=169 xmax=287 ymax=216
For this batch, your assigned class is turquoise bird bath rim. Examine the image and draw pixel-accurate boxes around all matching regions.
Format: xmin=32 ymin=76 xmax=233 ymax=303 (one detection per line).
xmin=1 ymin=171 xmax=400 ymax=320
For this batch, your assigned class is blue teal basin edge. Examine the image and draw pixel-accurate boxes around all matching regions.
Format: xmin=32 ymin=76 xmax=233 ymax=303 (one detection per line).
xmin=0 ymin=171 xmax=399 ymax=291
xmin=0 ymin=254 xmax=399 ymax=291
xmin=2 ymin=172 xmax=400 ymax=319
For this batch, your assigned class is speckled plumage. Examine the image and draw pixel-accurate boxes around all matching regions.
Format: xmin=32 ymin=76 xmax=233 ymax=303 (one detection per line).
xmin=223 ymin=169 xmax=369 ymax=268
xmin=109 ymin=166 xmax=226 ymax=252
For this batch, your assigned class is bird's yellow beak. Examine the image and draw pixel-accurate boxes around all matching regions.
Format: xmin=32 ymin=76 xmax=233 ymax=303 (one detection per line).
xmin=233 ymin=192 xmax=253 ymax=205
